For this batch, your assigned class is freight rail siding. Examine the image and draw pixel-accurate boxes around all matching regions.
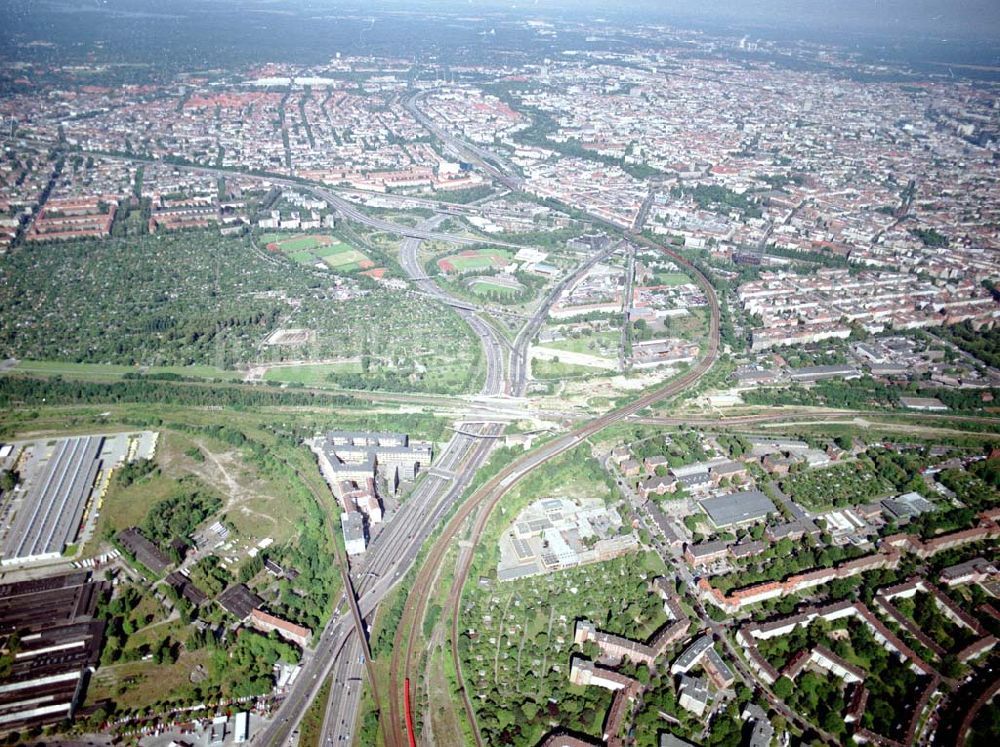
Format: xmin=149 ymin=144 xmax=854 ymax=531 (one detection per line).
xmin=385 ymin=242 xmax=721 ymax=747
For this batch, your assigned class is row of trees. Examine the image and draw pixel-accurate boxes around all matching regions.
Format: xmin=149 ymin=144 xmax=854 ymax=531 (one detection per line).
xmin=0 ymin=375 xmax=355 ymax=410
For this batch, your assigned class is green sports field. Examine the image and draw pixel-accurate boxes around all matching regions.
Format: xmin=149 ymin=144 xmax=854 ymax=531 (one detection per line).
xmin=653 ymin=272 xmax=692 ymax=287
xmin=278 ymin=235 xmax=331 ymax=252
xmin=262 ymin=233 xmax=374 ymax=272
xmin=437 ymin=248 xmax=513 ymax=274
xmin=289 ymin=250 xmax=318 ymax=263
xmin=323 ymin=249 xmax=371 ymax=271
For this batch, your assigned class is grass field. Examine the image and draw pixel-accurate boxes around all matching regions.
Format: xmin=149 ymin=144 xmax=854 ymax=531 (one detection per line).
xmin=468 ymin=278 xmax=522 ymax=297
xmin=95 ymin=471 xmax=184 ymax=541
xmin=87 ymin=428 xmax=300 ymax=558
xmin=323 ymin=249 xmax=371 ymax=271
xmin=437 ymin=248 xmax=513 ymax=274
xmin=262 ymin=361 xmax=363 ymax=386
xmin=263 ymin=233 xmax=373 ymax=273
xmin=653 ymin=272 xmax=692 ymax=286
xmin=272 ymin=235 xmax=331 ymax=253
xmin=87 ymin=645 xmax=211 ymax=711
xmin=531 ymin=358 xmax=600 ymax=380
xmin=545 ymin=329 xmax=620 ymax=357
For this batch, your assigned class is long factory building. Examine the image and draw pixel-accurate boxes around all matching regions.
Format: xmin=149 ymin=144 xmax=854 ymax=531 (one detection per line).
xmin=1 ymin=436 xmax=104 ymax=566
xmin=0 ymin=571 xmax=107 ymax=732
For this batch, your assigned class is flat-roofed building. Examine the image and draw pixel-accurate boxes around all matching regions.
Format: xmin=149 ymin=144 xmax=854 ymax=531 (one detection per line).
xmin=788 ymin=364 xmax=860 ymax=382
xmin=700 ymin=490 xmax=776 ymax=529
xmin=117 ymin=527 xmax=171 ymax=576
xmin=342 ymin=511 xmax=367 ymax=556
xmin=881 ymin=491 xmax=936 ymax=522
xmin=315 ymin=430 xmax=431 ymax=485
xmin=900 ymin=396 xmax=948 ymax=411
xmin=661 ymin=734 xmax=697 ymax=747
xmin=2 ymin=436 xmax=104 ymax=565
xmin=234 ymin=711 xmax=250 ymax=743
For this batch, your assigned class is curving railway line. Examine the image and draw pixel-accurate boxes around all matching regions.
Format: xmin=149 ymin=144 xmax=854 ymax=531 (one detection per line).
xmin=299 ymin=217 xmax=513 ymax=745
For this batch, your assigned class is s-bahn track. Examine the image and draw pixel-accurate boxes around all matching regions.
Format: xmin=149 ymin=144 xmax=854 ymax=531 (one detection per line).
xmin=385 ymin=236 xmax=721 ymax=747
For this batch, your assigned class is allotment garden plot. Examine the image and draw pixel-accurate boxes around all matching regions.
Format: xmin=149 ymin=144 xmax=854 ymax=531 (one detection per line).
xmin=460 ymin=553 xmax=669 ymax=746
xmin=0 ymin=230 xmax=483 ymax=393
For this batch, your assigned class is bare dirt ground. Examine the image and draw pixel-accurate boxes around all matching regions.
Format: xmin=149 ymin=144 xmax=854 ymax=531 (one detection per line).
xmin=157 ymin=434 xmax=297 ymax=543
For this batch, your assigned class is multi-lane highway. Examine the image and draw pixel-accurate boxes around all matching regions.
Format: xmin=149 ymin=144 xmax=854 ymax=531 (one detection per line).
xmin=399 ymin=216 xmax=507 ymax=397
xmin=404 ymin=91 xmax=525 ymax=195
xmin=257 ymin=421 xmax=502 ymax=747
xmin=313 ymin=423 xmax=501 ymax=746
xmin=310 ymin=185 xmax=521 ymax=250
xmin=255 ymin=211 xmax=515 ymax=747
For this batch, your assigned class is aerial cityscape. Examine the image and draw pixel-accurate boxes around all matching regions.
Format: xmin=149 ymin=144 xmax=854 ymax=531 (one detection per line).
xmin=0 ymin=1 xmax=998 ymax=745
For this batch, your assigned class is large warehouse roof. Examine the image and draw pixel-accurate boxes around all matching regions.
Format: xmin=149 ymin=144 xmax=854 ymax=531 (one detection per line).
xmin=700 ymin=490 xmax=776 ymax=528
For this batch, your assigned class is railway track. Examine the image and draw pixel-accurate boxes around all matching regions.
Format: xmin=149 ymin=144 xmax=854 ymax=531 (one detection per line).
xmin=632 ymin=410 xmax=1000 ymax=429
xmin=385 ymin=237 xmax=721 ymax=747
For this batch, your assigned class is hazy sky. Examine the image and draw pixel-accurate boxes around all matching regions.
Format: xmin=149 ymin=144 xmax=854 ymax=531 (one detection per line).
xmin=4 ymin=0 xmax=999 ymax=59
xmin=8 ymin=1 xmax=1000 ymax=39
xmin=398 ymin=0 xmax=1000 ymax=40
